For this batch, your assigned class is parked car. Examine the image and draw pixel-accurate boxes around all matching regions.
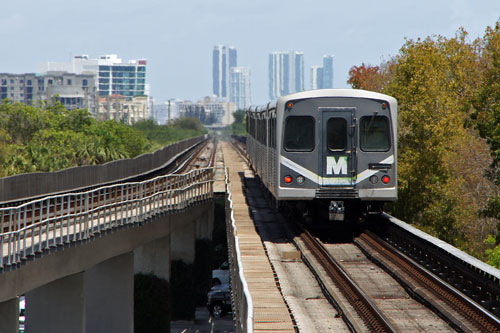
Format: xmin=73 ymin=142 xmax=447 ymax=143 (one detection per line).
xmin=19 ymin=296 xmax=25 ymax=332
xmin=207 ymin=284 xmax=232 ymax=318
xmin=211 ymin=261 xmax=229 ymax=286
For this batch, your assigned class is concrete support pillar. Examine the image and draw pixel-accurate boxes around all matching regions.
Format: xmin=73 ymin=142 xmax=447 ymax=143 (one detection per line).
xmin=134 ymin=236 xmax=171 ymax=332
xmin=0 ymin=298 xmax=19 ymax=333
xmin=171 ymin=219 xmax=196 ymax=264
xmin=195 ymin=201 xmax=214 ymax=240
xmin=85 ymin=252 xmax=134 ymax=333
xmin=134 ymin=236 xmax=171 ymax=281
xmin=26 ymin=273 xmax=85 ymax=333
xmin=170 ymin=219 xmax=196 ymax=320
xmin=194 ymin=206 xmax=215 ymax=308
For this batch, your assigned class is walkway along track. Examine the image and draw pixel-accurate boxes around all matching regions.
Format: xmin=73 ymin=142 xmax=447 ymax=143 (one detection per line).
xmin=222 ymin=141 xmax=296 ymax=332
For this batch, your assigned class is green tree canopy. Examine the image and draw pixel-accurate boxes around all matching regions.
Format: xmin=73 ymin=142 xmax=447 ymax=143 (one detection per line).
xmin=348 ymin=27 xmax=497 ymax=259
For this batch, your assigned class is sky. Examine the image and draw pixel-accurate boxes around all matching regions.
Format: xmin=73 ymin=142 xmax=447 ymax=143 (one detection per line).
xmin=1 ymin=1 xmax=500 ymax=105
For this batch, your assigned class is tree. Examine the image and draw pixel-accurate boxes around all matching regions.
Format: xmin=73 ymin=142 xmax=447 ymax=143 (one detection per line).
xmin=470 ymin=21 xmax=500 ymax=245
xmin=347 ymin=62 xmax=393 ymax=92
xmin=233 ymin=110 xmax=245 ymax=124
xmin=384 ymin=32 xmax=489 ymax=247
xmin=346 ymin=30 xmax=495 ymax=253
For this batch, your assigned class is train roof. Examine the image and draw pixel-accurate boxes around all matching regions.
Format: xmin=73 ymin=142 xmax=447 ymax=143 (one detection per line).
xmin=277 ymin=89 xmax=397 ymax=104
xmin=247 ymin=89 xmax=397 ymax=114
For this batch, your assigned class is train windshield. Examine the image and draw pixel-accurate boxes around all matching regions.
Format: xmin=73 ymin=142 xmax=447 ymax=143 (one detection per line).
xmin=284 ymin=116 xmax=315 ymax=151
xmin=360 ymin=116 xmax=390 ymax=151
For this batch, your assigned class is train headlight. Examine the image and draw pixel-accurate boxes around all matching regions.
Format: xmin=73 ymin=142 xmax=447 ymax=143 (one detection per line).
xmin=381 ymin=175 xmax=390 ymax=184
xmin=369 ymin=175 xmax=378 ymax=184
xmin=284 ymin=175 xmax=293 ymax=184
xmin=296 ymin=175 xmax=305 ymax=184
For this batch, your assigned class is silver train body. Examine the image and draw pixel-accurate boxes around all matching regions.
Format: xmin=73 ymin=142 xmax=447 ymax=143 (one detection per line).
xmin=246 ymin=89 xmax=398 ymax=221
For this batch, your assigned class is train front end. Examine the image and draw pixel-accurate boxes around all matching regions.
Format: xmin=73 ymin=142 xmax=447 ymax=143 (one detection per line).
xmin=276 ymin=89 xmax=397 ymax=222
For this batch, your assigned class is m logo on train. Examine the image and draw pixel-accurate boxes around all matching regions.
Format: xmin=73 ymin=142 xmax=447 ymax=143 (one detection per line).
xmin=326 ymin=156 xmax=348 ymax=175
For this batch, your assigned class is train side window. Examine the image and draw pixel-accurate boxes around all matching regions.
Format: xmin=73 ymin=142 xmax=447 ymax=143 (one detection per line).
xmin=284 ymin=116 xmax=315 ymax=151
xmin=360 ymin=116 xmax=390 ymax=151
xmin=327 ymin=118 xmax=347 ymax=151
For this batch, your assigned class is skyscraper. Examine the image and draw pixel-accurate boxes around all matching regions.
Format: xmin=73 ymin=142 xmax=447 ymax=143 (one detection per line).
xmin=310 ymin=55 xmax=334 ymax=90
xmin=322 ymin=55 xmax=334 ymax=89
xmin=212 ymin=45 xmax=237 ymax=98
xmin=230 ymin=67 xmax=251 ymax=110
xmin=268 ymin=51 xmax=304 ymax=100
xmin=310 ymin=66 xmax=324 ymax=90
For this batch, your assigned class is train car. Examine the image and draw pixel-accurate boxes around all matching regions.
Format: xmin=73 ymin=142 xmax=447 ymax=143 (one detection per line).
xmin=246 ymin=89 xmax=397 ymax=222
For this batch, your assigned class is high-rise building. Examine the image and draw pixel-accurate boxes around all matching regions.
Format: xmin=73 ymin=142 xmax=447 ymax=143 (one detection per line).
xmin=212 ymin=45 xmax=237 ymax=98
xmin=230 ymin=67 xmax=251 ymax=110
xmin=310 ymin=55 xmax=334 ymax=90
xmin=322 ymin=55 xmax=334 ymax=89
xmin=95 ymin=55 xmax=147 ymax=98
xmin=268 ymin=51 xmax=304 ymax=100
xmin=310 ymin=66 xmax=324 ymax=90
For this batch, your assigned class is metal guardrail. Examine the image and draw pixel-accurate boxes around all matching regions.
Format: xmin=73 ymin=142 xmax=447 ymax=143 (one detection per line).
xmin=224 ymin=167 xmax=254 ymax=333
xmin=0 ymin=167 xmax=215 ymax=271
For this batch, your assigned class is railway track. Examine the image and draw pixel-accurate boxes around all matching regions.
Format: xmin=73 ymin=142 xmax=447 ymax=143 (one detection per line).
xmin=291 ymin=219 xmax=500 ymax=332
xmin=299 ymin=225 xmax=396 ymax=332
xmin=355 ymin=229 xmax=500 ymax=332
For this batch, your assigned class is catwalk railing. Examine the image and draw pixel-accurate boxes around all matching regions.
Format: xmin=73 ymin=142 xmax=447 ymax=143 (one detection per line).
xmin=0 ymin=167 xmax=215 ymax=271
xmin=224 ymin=167 xmax=253 ymax=333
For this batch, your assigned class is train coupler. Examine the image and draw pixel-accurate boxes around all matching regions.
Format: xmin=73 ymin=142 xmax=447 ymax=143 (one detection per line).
xmin=329 ymin=200 xmax=345 ymax=221
xmin=366 ymin=202 xmax=384 ymax=215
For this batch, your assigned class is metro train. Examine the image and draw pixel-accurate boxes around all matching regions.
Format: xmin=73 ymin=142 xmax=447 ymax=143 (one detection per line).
xmin=246 ymin=89 xmax=398 ymax=222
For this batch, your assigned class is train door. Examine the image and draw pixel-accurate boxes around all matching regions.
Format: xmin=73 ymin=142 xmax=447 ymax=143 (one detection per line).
xmin=320 ymin=108 xmax=356 ymax=186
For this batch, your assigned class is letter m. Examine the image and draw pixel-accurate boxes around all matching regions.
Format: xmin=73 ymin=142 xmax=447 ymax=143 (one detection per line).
xmin=326 ymin=156 xmax=348 ymax=175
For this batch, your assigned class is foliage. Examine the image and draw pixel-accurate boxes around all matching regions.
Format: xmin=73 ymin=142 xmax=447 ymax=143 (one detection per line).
xmin=133 ymin=117 xmax=206 ymax=151
xmin=384 ymin=32 xmax=488 ymax=247
xmin=348 ymin=26 xmax=500 ymax=260
xmin=0 ymin=100 xmax=147 ymax=175
xmin=0 ymin=99 xmax=207 ymax=176
xmin=222 ymin=110 xmax=246 ymax=138
xmin=470 ymin=22 xmax=500 ymax=248
xmin=347 ymin=62 xmax=393 ymax=92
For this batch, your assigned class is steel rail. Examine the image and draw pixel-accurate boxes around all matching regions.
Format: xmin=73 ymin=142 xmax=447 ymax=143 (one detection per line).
xmin=357 ymin=230 xmax=500 ymax=332
xmin=300 ymin=227 xmax=397 ymax=333
xmin=170 ymin=139 xmax=211 ymax=174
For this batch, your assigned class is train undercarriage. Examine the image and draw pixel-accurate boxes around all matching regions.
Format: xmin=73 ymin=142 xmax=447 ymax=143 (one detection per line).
xmin=284 ymin=199 xmax=385 ymax=223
